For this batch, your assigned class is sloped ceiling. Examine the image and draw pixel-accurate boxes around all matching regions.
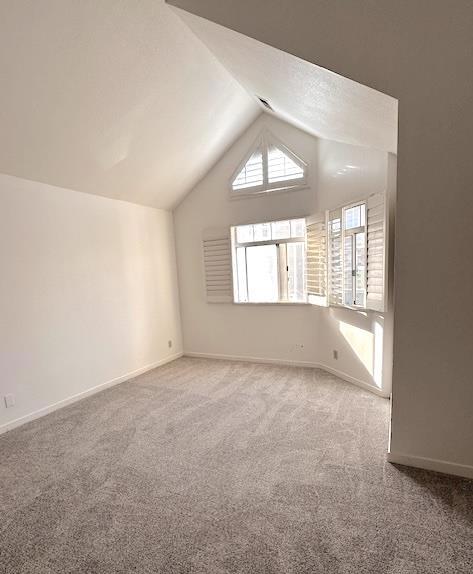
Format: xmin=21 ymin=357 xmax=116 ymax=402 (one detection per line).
xmin=0 ymin=1 xmax=397 ymax=210
xmin=173 ymin=6 xmax=398 ymax=154
xmin=0 ymin=0 xmax=259 ymax=209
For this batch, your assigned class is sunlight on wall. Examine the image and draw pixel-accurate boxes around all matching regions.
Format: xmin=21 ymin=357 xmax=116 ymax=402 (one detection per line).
xmin=339 ymin=321 xmax=374 ymax=375
xmin=338 ymin=318 xmax=384 ymax=389
xmin=373 ymin=318 xmax=384 ymax=389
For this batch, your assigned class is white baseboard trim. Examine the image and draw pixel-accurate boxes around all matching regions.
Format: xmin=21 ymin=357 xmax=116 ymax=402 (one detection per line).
xmin=387 ymin=451 xmax=473 ymax=480
xmin=0 ymin=352 xmax=183 ymax=436
xmin=184 ymin=351 xmax=389 ymax=398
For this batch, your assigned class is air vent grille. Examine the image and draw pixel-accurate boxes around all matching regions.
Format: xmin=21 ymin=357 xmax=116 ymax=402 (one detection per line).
xmin=256 ymin=96 xmax=274 ymax=112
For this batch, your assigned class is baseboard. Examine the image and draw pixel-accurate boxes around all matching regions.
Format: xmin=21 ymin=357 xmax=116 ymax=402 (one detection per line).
xmin=184 ymin=351 xmax=389 ymax=398
xmin=387 ymin=451 xmax=473 ymax=480
xmin=0 ymin=352 xmax=183 ymax=436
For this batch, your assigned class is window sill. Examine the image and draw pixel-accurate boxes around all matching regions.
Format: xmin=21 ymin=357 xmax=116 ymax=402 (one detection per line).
xmin=329 ymin=303 xmax=386 ymax=315
xmin=233 ymin=302 xmax=310 ymax=306
xmin=229 ymin=184 xmax=309 ymax=201
xmin=231 ymin=301 xmax=385 ymax=314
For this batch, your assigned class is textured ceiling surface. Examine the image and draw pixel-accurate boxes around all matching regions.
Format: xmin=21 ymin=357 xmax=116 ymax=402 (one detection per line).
xmin=0 ymin=0 xmax=259 ymax=209
xmin=0 ymin=1 xmax=397 ymax=209
xmin=174 ymin=7 xmax=398 ymax=154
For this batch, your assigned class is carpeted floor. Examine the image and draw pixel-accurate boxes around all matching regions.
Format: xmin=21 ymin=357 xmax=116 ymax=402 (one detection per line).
xmin=0 ymin=358 xmax=472 ymax=573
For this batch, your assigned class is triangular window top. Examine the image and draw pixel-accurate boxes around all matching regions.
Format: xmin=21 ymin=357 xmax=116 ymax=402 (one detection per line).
xmin=267 ymin=143 xmax=304 ymax=183
xmin=232 ymin=147 xmax=264 ymax=191
xmin=231 ymin=130 xmax=307 ymax=196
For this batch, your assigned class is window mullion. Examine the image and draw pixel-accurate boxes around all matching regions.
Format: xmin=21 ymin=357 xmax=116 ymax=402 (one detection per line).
xmin=351 ymin=233 xmax=356 ymax=305
xmin=262 ymin=136 xmax=269 ymax=188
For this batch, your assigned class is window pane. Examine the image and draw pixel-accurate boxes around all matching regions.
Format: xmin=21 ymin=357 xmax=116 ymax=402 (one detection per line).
xmin=330 ymin=218 xmax=341 ymax=234
xmin=236 ymin=247 xmax=248 ymax=303
xmin=246 ymin=245 xmax=278 ymax=302
xmin=271 ymin=220 xmax=291 ymax=240
xmin=345 ymin=204 xmax=365 ymax=230
xmin=253 ymin=222 xmax=271 ymax=242
xmin=287 ymin=242 xmax=305 ymax=302
xmin=236 ymin=225 xmax=254 ymax=244
xmin=290 ymin=218 xmax=305 ymax=238
xmin=344 ymin=235 xmax=354 ymax=305
xmin=355 ymin=232 xmax=366 ymax=306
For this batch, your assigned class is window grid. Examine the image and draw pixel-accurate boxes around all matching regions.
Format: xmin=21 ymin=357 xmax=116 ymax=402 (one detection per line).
xmin=225 ymin=196 xmax=383 ymax=310
xmin=233 ymin=219 xmax=306 ymax=304
xmin=342 ymin=202 xmax=367 ymax=308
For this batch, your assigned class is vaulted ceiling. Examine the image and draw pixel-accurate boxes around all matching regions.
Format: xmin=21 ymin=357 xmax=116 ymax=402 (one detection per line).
xmin=0 ymin=0 xmax=259 ymax=209
xmin=173 ymin=7 xmax=398 ymax=155
xmin=0 ymin=1 xmax=397 ymax=210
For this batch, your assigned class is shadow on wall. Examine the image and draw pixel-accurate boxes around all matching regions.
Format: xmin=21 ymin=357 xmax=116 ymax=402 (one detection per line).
xmin=328 ymin=307 xmax=384 ymax=390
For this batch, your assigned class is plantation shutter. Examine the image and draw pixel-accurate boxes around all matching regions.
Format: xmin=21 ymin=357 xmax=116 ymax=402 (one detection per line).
xmin=232 ymin=146 xmax=264 ymax=191
xmin=306 ymin=213 xmax=327 ymax=306
xmin=202 ymin=227 xmax=233 ymax=303
xmin=267 ymin=141 xmax=305 ymax=184
xmin=366 ymin=193 xmax=388 ymax=312
xmin=328 ymin=208 xmax=343 ymax=306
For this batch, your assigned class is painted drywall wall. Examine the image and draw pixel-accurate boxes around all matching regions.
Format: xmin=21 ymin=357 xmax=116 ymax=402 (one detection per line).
xmin=0 ymin=174 xmax=182 ymax=430
xmin=174 ymin=114 xmax=392 ymax=395
xmin=168 ymin=0 xmax=473 ymax=475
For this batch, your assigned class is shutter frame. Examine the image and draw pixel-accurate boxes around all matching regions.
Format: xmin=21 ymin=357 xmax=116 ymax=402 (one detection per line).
xmin=366 ymin=193 xmax=388 ymax=312
xmin=265 ymin=130 xmax=307 ymax=188
xmin=202 ymin=227 xmax=233 ymax=303
xmin=230 ymin=133 xmax=265 ymax=194
xmin=230 ymin=129 xmax=308 ymax=196
xmin=306 ymin=213 xmax=328 ymax=306
xmin=328 ymin=208 xmax=343 ymax=306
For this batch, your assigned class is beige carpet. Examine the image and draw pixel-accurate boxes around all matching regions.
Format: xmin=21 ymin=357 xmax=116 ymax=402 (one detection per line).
xmin=0 ymin=357 xmax=472 ymax=573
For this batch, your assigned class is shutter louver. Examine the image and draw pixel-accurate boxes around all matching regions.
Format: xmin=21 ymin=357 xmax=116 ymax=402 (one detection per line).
xmin=306 ymin=214 xmax=327 ymax=306
xmin=328 ymin=209 xmax=343 ymax=306
xmin=230 ymin=130 xmax=307 ymax=195
xmin=366 ymin=193 xmax=387 ymax=312
xmin=232 ymin=145 xmax=264 ymax=191
xmin=267 ymin=144 xmax=304 ymax=184
xmin=202 ymin=228 xmax=233 ymax=303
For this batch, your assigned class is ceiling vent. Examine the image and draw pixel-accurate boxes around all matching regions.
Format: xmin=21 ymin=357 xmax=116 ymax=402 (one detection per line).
xmin=256 ymin=96 xmax=274 ymax=112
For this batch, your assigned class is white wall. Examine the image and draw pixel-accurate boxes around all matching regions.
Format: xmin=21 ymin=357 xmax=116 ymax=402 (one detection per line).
xmin=0 ymin=174 xmax=182 ymax=431
xmin=174 ymin=114 xmax=392 ymax=396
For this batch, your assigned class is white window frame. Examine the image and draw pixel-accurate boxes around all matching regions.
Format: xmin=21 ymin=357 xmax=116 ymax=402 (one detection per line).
xmin=306 ymin=212 xmax=328 ymax=307
xmin=308 ymin=194 xmax=387 ymax=313
xmin=341 ymin=200 xmax=367 ymax=309
xmin=229 ymin=130 xmax=308 ymax=199
xmin=202 ymin=194 xmax=387 ymax=312
xmin=231 ymin=218 xmax=307 ymax=304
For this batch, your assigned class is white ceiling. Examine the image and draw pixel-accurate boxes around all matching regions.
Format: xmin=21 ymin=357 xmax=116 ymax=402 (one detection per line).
xmin=174 ymin=7 xmax=398 ymax=154
xmin=0 ymin=1 xmax=397 ymax=210
xmin=0 ymin=1 xmax=259 ymax=209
